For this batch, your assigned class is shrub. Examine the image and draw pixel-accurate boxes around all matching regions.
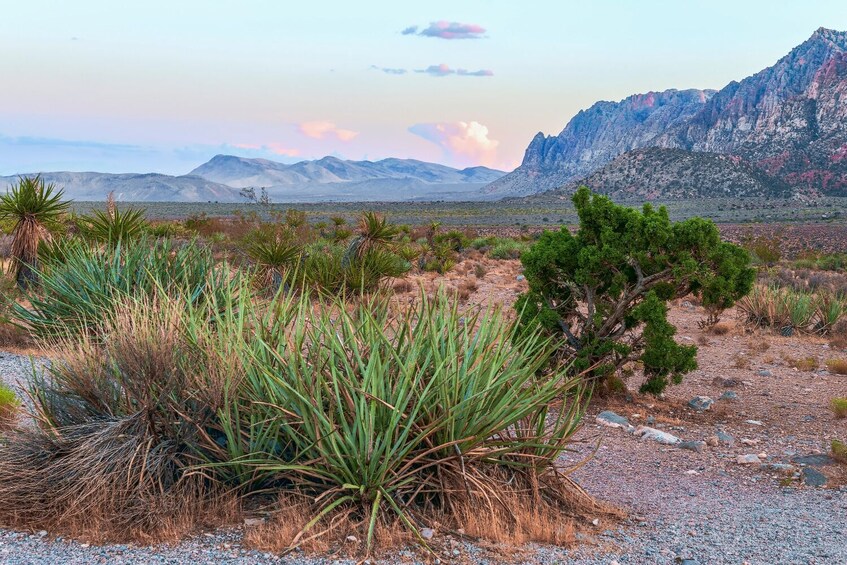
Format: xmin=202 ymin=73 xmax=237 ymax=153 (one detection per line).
xmin=0 ymin=383 xmax=20 ymax=430
xmin=826 ymin=358 xmax=847 ymax=375
xmin=15 ymin=237 xmax=234 ymax=338
xmin=832 ymin=439 xmax=847 ymax=463
xmin=474 ymin=263 xmax=487 ymax=279
xmin=489 ymin=239 xmax=526 ymax=260
xmin=785 ymin=355 xmax=818 ymax=372
xmin=215 ymin=289 xmax=596 ymax=552
xmin=831 ymin=398 xmax=847 ymax=419
xmin=745 ymin=235 xmax=782 ymax=266
xmin=0 ymin=175 xmax=70 ymax=289
xmin=517 ymin=187 xmax=754 ymax=394
xmin=0 ymin=291 xmax=243 ymax=539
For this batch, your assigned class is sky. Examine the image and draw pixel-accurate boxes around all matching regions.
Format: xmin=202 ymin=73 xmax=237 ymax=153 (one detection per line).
xmin=1 ymin=0 xmax=846 ymax=175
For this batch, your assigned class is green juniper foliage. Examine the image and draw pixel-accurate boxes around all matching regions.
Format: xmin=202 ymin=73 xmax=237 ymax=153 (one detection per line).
xmin=517 ymin=187 xmax=754 ymax=394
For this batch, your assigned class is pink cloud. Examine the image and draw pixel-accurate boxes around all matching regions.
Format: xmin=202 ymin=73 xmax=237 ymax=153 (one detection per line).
xmin=411 ymin=21 xmax=487 ymax=40
xmin=267 ymin=143 xmax=300 ymax=157
xmin=298 ymin=120 xmax=359 ymax=142
xmin=408 ymin=121 xmax=500 ymax=167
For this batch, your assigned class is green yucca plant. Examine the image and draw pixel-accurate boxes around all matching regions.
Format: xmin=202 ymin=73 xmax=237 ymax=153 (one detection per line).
xmin=815 ymin=292 xmax=847 ymax=334
xmin=78 ymin=206 xmax=148 ymax=245
xmin=0 ymin=175 xmax=70 ymax=289
xmin=15 ymin=237 xmax=235 ymax=338
xmin=212 ymin=288 xmax=587 ymax=551
xmin=343 ymin=211 xmax=400 ymax=264
xmin=245 ymin=237 xmax=302 ymax=291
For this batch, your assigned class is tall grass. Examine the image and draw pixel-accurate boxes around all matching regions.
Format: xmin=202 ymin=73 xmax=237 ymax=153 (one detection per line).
xmin=737 ymin=284 xmax=847 ymax=335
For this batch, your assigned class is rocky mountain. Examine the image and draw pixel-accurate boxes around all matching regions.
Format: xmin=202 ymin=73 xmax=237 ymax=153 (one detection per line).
xmin=0 ymin=172 xmax=242 ymax=202
xmin=190 ymin=155 xmax=506 ymax=201
xmin=542 ymin=148 xmax=792 ymax=200
xmin=487 ymin=27 xmax=847 ymax=198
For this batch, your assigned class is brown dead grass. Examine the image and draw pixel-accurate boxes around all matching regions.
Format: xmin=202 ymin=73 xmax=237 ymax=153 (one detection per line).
xmin=825 ymin=358 xmax=847 ymax=375
xmin=783 ymin=354 xmax=819 ymax=372
xmin=710 ymin=322 xmax=732 ymax=335
xmin=731 ymin=353 xmax=751 ymax=370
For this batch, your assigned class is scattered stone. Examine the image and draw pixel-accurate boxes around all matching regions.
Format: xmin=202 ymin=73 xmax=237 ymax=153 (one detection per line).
xmin=345 ymin=535 xmax=358 ymax=543
xmin=716 ymin=431 xmax=735 ymax=445
xmin=792 ymin=454 xmax=836 ymax=467
xmin=596 ymin=411 xmax=635 ymax=432
xmin=712 ymin=376 xmax=742 ymax=387
xmin=688 ymin=396 xmax=714 ymax=411
xmin=741 ymin=438 xmax=759 ymax=446
xmin=635 ymin=426 xmax=681 ymax=445
xmin=745 ymin=420 xmax=764 ymax=426
xmin=801 ymin=467 xmax=827 ymax=487
xmin=37 ymin=531 xmax=47 ymax=539
xmin=420 ymin=528 xmax=435 ymax=540
xmin=705 ymin=435 xmax=719 ymax=447
xmin=646 ymin=416 xmax=656 ymax=425
xmin=758 ymin=369 xmax=773 ymax=377
xmin=591 ymin=518 xmax=600 ymax=526
xmin=761 ymin=463 xmax=796 ymax=475
xmin=678 ymin=440 xmax=706 ymax=453
xmin=516 ymin=274 xmax=525 ymax=282
xmin=719 ymin=391 xmax=738 ymax=401
xmin=736 ymin=454 xmax=762 ymax=465
xmin=685 ymin=470 xmax=700 ymax=475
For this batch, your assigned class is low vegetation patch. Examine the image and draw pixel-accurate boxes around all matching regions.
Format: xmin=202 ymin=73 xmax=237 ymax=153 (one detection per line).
xmin=826 ymin=358 xmax=847 ymax=375
xmin=0 ymin=383 xmax=19 ymax=430
xmin=831 ymin=398 xmax=847 ymax=419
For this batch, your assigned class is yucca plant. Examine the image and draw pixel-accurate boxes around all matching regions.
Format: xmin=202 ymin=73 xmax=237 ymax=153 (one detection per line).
xmin=0 ymin=175 xmax=70 ymax=289
xmin=78 ymin=206 xmax=148 ymax=245
xmin=815 ymin=292 xmax=847 ymax=334
xmin=245 ymin=237 xmax=302 ymax=291
xmin=343 ymin=211 xmax=400 ymax=264
xmin=15 ymin=237 xmax=235 ymax=338
xmin=213 ymin=289 xmax=590 ymax=552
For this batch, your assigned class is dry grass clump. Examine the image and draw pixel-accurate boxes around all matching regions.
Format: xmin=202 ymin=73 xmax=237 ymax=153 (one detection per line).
xmin=832 ymin=439 xmax=847 ymax=463
xmin=0 ymin=293 xmax=243 ymax=541
xmin=0 ymin=384 xmax=20 ymax=430
xmin=831 ymin=398 xmax=847 ymax=419
xmin=731 ymin=353 xmax=751 ymax=370
xmin=783 ymin=355 xmax=819 ymax=372
xmin=709 ymin=322 xmax=733 ymax=335
xmin=825 ymin=358 xmax=847 ymax=375
xmin=457 ymin=278 xmax=479 ymax=302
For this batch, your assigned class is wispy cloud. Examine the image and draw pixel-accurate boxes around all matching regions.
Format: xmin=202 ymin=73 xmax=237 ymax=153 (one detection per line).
xmin=408 ymin=121 xmax=500 ymax=167
xmin=370 ymin=65 xmax=407 ymax=75
xmin=415 ymin=64 xmax=493 ymax=77
xmin=297 ymin=121 xmax=359 ymax=142
xmin=234 ymin=142 xmax=300 ymax=157
xmin=402 ymin=21 xmax=486 ymax=40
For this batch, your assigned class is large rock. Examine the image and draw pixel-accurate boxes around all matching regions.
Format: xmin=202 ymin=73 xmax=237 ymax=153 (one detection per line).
xmin=596 ymin=411 xmax=635 ymax=433
xmin=687 ymin=396 xmax=714 ymax=411
xmin=635 ymin=426 xmax=681 ymax=445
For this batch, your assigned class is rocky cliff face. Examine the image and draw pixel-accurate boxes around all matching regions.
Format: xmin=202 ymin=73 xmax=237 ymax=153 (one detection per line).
xmin=487 ymin=28 xmax=847 ymax=198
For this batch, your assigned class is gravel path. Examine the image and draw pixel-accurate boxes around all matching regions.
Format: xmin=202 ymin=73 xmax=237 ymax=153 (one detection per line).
xmin=1 ymin=350 xmax=846 ymax=565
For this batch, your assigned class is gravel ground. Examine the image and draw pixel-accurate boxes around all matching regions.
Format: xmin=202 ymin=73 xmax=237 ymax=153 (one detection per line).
xmin=1 ymin=321 xmax=847 ymax=565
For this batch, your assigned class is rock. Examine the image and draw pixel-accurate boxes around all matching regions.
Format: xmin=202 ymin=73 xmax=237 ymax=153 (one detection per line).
xmin=687 ymin=396 xmax=714 ymax=411
xmin=719 ymin=391 xmax=738 ymax=401
xmin=801 ymin=467 xmax=827 ymax=487
xmin=705 ymin=435 xmax=719 ymax=447
xmin=345 ymin=535 xmax=358 ymax=543
xmin=713 ymin=377 xmax=742 ymax=387
xmin=420 ymin=528 xmax=435 ymax=540
xmin=678 ymin=440 xmax=706 ymax=453
xmin=635 ymin=425 xmax=681 ymax=445
xmin=758 ymin=369 xmax=773 ymax=377
xmin=761 ymin=463 xmax=797 ymax=475
xmin=596 ymin=411 xmax=634 ymax=432
xmin=792 ymin=454 xmax=836 ymax=466
xmin=741 ymin=438 xmax=759 ymax=446
xmin=744 ymin=420 xmax=764 ymax=426
xmin=736 ymin=454 xmax=762 ymax=465
xmin=516 ymin=274 xmax=525 ymax=281
xmin=716 ymin=431 xmax=735 ymax=445
xmin=646 ymin=416 xmax=656 ymax=425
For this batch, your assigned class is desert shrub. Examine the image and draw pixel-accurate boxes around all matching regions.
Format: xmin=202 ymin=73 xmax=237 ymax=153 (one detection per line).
xmin=421 ymin=241 xmax=456 ymax=274
xmin=15 ymin=237 xmax=233 ymax=338
xmin=215 ymin=289 xmax=599 ymax=552
xmin=0 ymin=383 xmax=20 ymax=430
xmin=147 ymin=221 xmax=190 ymax=239
xmin=471 ymin=236 xmax=493 ymax=250
xmin=489 ymin=239 xmax=527 ymax=260
xmin=244 ymin=235 xmax=302 ymax=291
xmin=434 ymin=229 xmax=469 ymax=252
xmin=517 ymin=187 xmax=754 ymax=394
xmin=831 ymin=398 xmax=847 ymax=419
xmin=745 ymin=235 xmax=782 ymax=266
xmin=832 ymin=439 xmax=847 ymax=463
xmin=474 ymin=263 xmax=487 ymax=279
xmin=785 ymin=355 xmax=818 ymax=372
xmin=825 ymin=358 xmax=847 ymax=375
xmin=0 ymin=291 xmax=243 ymax=539
xmin=0 ymin=175 xmax=70 ymax=289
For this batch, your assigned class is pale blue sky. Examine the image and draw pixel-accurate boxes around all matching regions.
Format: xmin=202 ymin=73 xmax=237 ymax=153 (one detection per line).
xmin=1 ymin=1 xmax=845 ymax=174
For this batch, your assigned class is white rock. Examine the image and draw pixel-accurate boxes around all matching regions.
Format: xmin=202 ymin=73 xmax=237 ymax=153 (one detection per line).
xmin=635 ymin=425 xmax=681 ymax=445
xmin=420 ymin=527 xmax=435 ymax=540
xmin=736 ymin=454 xmax=762 ymax=464
xmin=745 ymin=420 xmax=764 ymax=426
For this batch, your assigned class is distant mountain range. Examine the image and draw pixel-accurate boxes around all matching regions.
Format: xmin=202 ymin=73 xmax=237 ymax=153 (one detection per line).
xmin=0 ymin=156 xmax=506 ymax=203
xmin=486 ymin=27 xmax=847 ymax=199
xmin=189 ymin=155 xmax=505 ymax=201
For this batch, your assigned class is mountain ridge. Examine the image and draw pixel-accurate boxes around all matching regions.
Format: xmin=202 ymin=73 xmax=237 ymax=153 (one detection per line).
xmin=487 ymin=27 xmax=847 ymax=199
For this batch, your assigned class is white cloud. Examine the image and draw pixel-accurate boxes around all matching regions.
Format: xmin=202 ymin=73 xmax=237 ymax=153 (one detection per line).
xmin=408 ymin=121 xmax=500 ymax=167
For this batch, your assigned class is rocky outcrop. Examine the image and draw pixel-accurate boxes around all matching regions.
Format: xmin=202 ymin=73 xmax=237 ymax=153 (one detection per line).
xmin=487 ymin=28 xmax=847 ymax=198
